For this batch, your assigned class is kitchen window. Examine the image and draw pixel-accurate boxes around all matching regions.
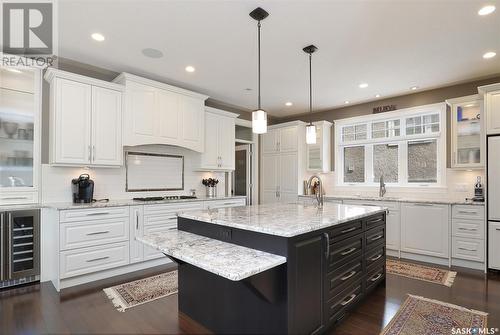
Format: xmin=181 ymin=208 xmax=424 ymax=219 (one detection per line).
xmin=336 ymin=103 xmax=446 ymax=187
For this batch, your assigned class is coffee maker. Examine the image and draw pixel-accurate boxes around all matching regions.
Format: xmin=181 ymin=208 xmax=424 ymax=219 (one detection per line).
xmin=72 ymin=174 xmax=94 ymax=203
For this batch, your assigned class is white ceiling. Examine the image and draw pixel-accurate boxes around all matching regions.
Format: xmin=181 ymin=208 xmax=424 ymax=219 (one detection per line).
xmin=58 ymin=0 xmax=500 ymax=117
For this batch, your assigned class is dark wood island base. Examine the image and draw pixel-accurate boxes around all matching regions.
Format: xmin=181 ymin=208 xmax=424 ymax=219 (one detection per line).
xmin=175 ymin=211 xmax=387 ymax=335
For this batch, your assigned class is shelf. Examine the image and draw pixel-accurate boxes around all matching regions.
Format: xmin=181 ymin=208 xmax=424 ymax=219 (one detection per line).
xmin=0 ymin=166 xmax=33 ymax=172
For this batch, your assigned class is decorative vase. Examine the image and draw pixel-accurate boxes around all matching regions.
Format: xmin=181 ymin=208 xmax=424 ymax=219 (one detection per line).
xmin=206 ymin=186 xmax=217 ymax=198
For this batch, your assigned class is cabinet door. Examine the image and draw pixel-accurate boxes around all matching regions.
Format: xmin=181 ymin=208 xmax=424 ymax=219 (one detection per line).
xmin=129 ymin=206 xmax=144 ymax=264
xmin=128 ymin=84 xmax=156 ymax=138
xmin=91 ymin=86 xmax=123 ymax=166
xmin=279 ymin=152 xmax=298 ymax=201
xmin=386 ymin=210 xmax=400 ymax=251
xmin=261 ymin=129 xmax=278 ymax=154
xmin=261 ymin=154 xmax=279 ymax=204
xmin=180 ymin=95 xmax=204 ymax=152
xmin=201 ymin=112 xmax=220 ymax=169
xmin=157 ymin=89 xmax=180 ymax=142
xmin=401 ymin=203 xmax=449 ymax=258
xmin=53 ymin=78 xmax=91 ymax=164
xmin=218 ymin=116 xmax=235 ymax=170
xmin=279 ymin=126 xmax=298 ymax=152
xmin=486 ymin=90 xmax=500 ymax=135
xmin=488 ymin=222 xmax=500 ymax=270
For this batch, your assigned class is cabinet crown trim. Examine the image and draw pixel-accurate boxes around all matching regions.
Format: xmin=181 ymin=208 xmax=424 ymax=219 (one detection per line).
xmin=478 ymin=83 xmax=500 ymax=95
xmin=113 ymin=72 xmax=209 ymax=100
xmin=205 ymin=107 xmax=239 ymax=119
xmin=44 ymin=68 xmax=125 ymax=91
xmin=268 ymin=120 xmax=306 ymax=130
xmin=445 ymin=94 xmax=481 ymax=105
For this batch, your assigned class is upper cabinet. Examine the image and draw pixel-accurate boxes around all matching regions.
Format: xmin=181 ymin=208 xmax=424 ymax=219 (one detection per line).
xmin=479 ymin=83 xmax=500 ymax=135
xmin=199 ymin=107 xmax=238 ymax=170
xmin=447 ymin=94 xmax=484 ymax=169
xmin=113 ymin=73 xmax=208 ymax=152
xmin=307 ymin=121 xmax=332 ymax=172
xmin=45 ymin=69 xmax=124 ymax=167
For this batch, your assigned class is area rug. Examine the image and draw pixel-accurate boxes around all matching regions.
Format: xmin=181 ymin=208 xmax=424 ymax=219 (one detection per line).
xmin=380 ymin=295 xmax=488 ymax=335
xmin=103 ymin=270 xmax=178 ymax=312
xmin=386 ymin=259 xmax=457 ymax=287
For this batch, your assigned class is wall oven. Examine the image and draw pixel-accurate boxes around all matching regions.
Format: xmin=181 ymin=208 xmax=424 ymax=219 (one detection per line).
xmin=1 ymin=209 xmax=40 ymax=288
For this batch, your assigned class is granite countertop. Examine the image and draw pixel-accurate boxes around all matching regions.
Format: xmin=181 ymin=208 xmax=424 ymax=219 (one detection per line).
xmin=178 ymin=202 xmax=386 ymax=238
xmin=0 ymin=195 xmax=246 ymax=211
xmin=298 ymin=195 xmax=485 ymax=206
xmin=137 ymin=229 xmax=287 ymax=281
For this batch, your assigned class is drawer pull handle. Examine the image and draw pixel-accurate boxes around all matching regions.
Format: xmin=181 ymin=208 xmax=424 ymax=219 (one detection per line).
xmin=369 ymin=254 xmax=383 ymax=262
xmin=340 ymin=294 xmax=357 ymax=307
xmin=340 ymin=270 xmax=357 ymax=281
xmin=370 ymin=273 xmax=383 ymax=282
xmin=458 ymin=210 xmax=477 ymax=214
xmin=496 ymin=228 xmax=500 ymax=231
xmin=370 ymin=235 xmax=384 ymax=242
xmin=340 ymin=227 xmax=357 ymax=234
xmin=1 ymin=196 xmax=28 ymax=200
xmin=86 ymin=212 xmax=110 ymax=216
xmin=86 ymin=256 xmax=110 ymax=263
xmin=86 ymin=231 xmax=110 ymax=236
xmin=166 ymin=216 xmax=177 ymax=220
xmin=323 ymin=233 xmax=330 ymax=260
xmin=458 ymin=227 xmax=478 ymax=231
xmin=368 ymin=218 xmax=383 ymax=224
xmin=458 ymin=247 xmax=477 ymax=252
xmin=340 ymin=247 xmax=357 ymax=256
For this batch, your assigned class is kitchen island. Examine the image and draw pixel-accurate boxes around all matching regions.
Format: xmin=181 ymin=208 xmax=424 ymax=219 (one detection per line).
xmin=138 ymin=203 xmax=387 ymax=334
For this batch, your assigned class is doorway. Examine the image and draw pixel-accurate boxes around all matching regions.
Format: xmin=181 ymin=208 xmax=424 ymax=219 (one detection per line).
xmin=232 ymin=144 xmax=252 ymax=205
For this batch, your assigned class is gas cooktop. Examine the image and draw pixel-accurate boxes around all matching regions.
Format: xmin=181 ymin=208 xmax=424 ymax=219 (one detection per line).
xmin=132 ymin=196 xmax=197 ymax=202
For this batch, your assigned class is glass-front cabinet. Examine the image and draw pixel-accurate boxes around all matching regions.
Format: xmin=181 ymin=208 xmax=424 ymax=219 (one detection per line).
xmin=0 ymin=65 xmax=41 ymax=204
xmin=306 ymin=121 xmax=332 ymax=172
xmin=447 ymin=95 xmax=483 ymax=169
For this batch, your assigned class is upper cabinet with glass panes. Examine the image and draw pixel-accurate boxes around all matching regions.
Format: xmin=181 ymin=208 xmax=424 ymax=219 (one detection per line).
xmin=446 ymin=95 xmax=483 ymax=169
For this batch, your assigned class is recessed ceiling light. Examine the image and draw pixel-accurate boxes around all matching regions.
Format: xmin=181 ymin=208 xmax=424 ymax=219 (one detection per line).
xmin=483 ymin=51 xmax=496 ymax=59
xmin=478 ymin=5 xmax=496 ymax=16
xmin=344 ymin=100 xmax=350 ymax=104
xmin=358 ymin=83 xmax=368 ymax=88
xmin=375 ymin=94 xmax=381 ymax=98
xmin=91 ymin=33 xmax=105 ymax=42
xmin=410 ymin=86 xmax=418 ymax=90
xmin=285 ymin=102 xmax=293 ymax=107
xmin=6 ymin=68 xmax=22 ymax=74
xmin=142 ymin=48 xmax=163 ymax=58
xmin=185 ymin=65 xmax=195 ymax=73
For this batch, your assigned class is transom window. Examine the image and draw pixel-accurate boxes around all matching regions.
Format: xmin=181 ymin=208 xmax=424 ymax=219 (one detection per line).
xmin=336 ymin=104 xmax=446 ymax=187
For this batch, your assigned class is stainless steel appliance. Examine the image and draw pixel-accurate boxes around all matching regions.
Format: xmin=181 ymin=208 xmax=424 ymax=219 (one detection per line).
xmin=487 ymin=135 xmax=500 ymax=270
xmin=1 ymin=209 xmax=40 ymax=288
xmin=72 ymin=174 xmax=94 ymax=203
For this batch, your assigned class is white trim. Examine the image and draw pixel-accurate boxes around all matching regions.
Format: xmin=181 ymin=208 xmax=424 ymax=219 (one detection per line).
xmin=44 ymin=68 xmax=125 ymax=91
xmin=205 ymin=106 xmax=239 ymax=119
xmin=267 ymin=120 xmax=306 ymax=130
xmin=235 ymin=118 xmax=252 ymax=127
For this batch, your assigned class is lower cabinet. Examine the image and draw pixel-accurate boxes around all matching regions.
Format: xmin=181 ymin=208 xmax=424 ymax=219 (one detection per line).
xmin=488 ymin=222 xmax=500 ymax=270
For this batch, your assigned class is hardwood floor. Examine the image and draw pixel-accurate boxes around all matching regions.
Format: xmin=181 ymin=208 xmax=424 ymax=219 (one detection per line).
xmin=1 ymin=263 xmax=499 ymax=335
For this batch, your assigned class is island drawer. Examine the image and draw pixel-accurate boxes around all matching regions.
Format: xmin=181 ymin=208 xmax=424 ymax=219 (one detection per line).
xmin=365 ymin=244 xmax=385 ymax=269
xmin=325 ymin=280 xmax=363 ymax=322
xmin=60 ymin=207 xmax=128 ymax=223
xmin=364 ymin=214 xmax=385 ymax=230
xmin=328 ymin=235 xmax=363 ymax=271
xmin=327 ymin=220 xmax=363 ymax=244
xmin=365 ymin=225 xmax=385 ymax=250
xmin=144 ymin=202 xmax=203 ymax=216
xmin=325 ymin=257 xmax=363 ymax=300
xmin=365 ymin=261 xmax=385 ymax=293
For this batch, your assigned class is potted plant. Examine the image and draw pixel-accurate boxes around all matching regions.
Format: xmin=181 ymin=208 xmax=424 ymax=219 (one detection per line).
xmin=202 ymin=178 xmax=219 ymax=198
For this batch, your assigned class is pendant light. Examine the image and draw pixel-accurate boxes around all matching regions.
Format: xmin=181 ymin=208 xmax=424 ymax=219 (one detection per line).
xmin=303 ymin=45 xmax=318 ymax=144
xmin=250 ymin=7 xmax=269 ymax=134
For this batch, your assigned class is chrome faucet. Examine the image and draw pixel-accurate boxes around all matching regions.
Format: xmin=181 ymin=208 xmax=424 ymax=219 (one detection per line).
xmin=379 ymin=174 xmax=386 ymax=198
xmin=307 ymin=174 xmax=324 ymax=208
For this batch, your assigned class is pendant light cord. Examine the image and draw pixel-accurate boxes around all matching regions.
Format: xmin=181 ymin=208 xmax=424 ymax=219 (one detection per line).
xmin=309 ymin=52 xmax=312 ymax=125
xmin=258 ymin=21 xmax=262 ymax=110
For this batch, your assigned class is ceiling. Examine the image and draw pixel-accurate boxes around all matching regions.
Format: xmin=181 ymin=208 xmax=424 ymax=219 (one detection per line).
xmin=58 ymin=0 xmax=500 ymax=117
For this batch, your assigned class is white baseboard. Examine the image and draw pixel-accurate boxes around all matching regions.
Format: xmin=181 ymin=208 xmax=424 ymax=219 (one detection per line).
xmin=399 ymin=251 xmax=449 ymax=267
xmin=451 ymin=258 xmax=485 ymax=271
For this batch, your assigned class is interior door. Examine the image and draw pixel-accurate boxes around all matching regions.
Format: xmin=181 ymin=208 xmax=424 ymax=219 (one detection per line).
xmin=488 ymin=136 xmax=500 ymax=221
xmin=261 ymin=154 xmax=279 ymax=204
xmin=54 ymin=78 xmax=91 ymax=164
xmin=91 ymin=86 xmax=123 ymax=166
xmin=6 ymin=210 xmax=39 ymax=279
xmin=157 ymin=89 xmax=180 ymax=142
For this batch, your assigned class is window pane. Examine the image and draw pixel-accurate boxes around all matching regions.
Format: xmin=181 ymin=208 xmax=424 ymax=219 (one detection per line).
xmin=344 ymin=146 xmax=365 ymax=183
xmin=408 ymin=140 xmax=437 ymax=183
xmin=373 ymin=144 xmax=398 ymax=183
xmin=406 ymin=116 xmax=422 ymax=135
xmin=372 ymin=122 xmax=386 ymax=138
xmin=342 ymin=126 xmax=354 ymax=141
xmin=355 ymin=124 xmax=367 ymax=140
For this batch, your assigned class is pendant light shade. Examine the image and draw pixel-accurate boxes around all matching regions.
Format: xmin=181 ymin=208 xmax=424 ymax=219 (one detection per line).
xmin=303 ymin=45 xmax=318 ymax=144
xmin=250 ymin=7 xmax=269 ymax=134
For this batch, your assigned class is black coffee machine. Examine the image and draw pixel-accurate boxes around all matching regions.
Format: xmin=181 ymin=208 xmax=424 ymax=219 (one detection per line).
xmin=72 ymin=174 xmax=94 ymax=203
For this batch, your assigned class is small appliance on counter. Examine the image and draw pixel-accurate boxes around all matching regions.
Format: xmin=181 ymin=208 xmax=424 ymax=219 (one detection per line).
xmin=71 ymin=174 xmax=94 ymax=203
xmin=466 ymin=176 xmax=485 ymax=202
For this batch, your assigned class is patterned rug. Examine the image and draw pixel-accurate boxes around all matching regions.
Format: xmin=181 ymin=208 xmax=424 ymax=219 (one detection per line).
xmin=386 ymin=259 xmax=457 ymax=287
xmin=103 ymin=270 xmax=178 ymax=312
xmin=380 ymin=295 xmax=488 ymax=335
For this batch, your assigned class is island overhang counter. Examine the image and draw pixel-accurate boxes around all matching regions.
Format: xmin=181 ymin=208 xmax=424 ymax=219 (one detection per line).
xmin=138 ymin=202 xmax=387 ymax=335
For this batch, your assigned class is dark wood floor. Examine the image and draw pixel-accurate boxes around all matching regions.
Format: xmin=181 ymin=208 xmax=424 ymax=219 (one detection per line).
xmin=1 ymin=262 xmax=499 ymax=335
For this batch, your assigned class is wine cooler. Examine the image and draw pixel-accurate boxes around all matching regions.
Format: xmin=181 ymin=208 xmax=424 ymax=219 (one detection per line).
xmin=0 ymin=209 xmax=40 ymax=288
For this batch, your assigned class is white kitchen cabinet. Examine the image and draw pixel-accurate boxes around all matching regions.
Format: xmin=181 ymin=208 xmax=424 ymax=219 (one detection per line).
xmin=307 ymin=121 xmax=332 ymax=172
xmin=45 ymin=69 xmax=124 ymax=167
xmin=113 ymin=73 xmax=208 ymax=152
xmin=129 ymin=206 xmax=144 ymax=264
xmin=488 ymin=222 xmax=500 ymax=270
xmin=479 ymin=83 xmax=500 ymax=135
xmin=401 ymin=203 xmax=450 ymax=258
xmin=199 ymin=108 xmax=238 ymax=170
xmin=447 ymin=95 xmax=484 ymax=169
xmin=260 ymin=122 xmax=306 ymax=204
